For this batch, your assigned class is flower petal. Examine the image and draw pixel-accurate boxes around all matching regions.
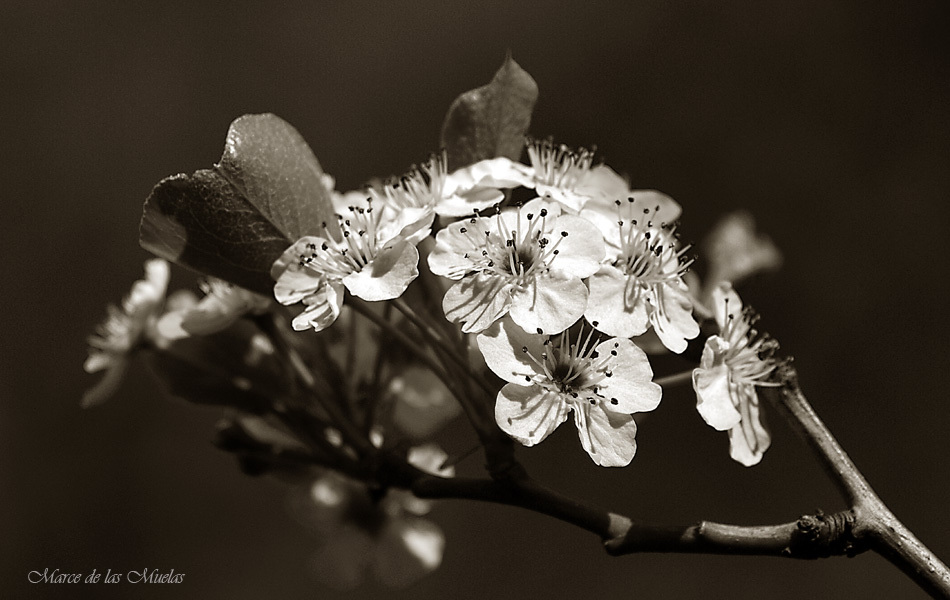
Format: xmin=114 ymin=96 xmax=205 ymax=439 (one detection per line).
xmin=81 ymin=358 xmax=129 ymax=408
xmin=703 ymin=210 xmax=782 ymax=288
xmin=545 ymin=214 xmax=605 ymax=278
xmin=475 ymin=317 xmax=545 ymax=385
xmin=592 ymin=338 xmax=662 ymax=413
xmin=692 ymin=355 xmax=742 ymax=431
xmin=443 ymin=272 xmax=512 ymax=333
xmin=728 ymin=384 xmax=771 ymax=466
xmin=627 ymin=189 xmax=682 ymax=226
xmin=573 ymin=402 xmax=638 ymax=467
xmin=291 ymin=281 xmax=344 ymax=332
xmin=509 ymin=274 xmax=587 ymax=335
xmin=495 ymin=383 xmax=569 ymax=446
xmin=272 ymin=237 xmax=332 ymax=304
xmin=343 ymin=241 xmax=419 ymax=301
xmin=650 ymin=282 xmax=700 ymax=354
xmin=436 ymin=187 xmax=503 ymax=217
xmin=585 ymin=266 xmax=649 ymax=338
xmin=428 ymin=217 xmax=493 ymax=279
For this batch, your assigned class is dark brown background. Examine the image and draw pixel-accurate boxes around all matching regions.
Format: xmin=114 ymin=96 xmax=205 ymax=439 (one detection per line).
xmin=3 ymin=1 xmax=949 ymax=598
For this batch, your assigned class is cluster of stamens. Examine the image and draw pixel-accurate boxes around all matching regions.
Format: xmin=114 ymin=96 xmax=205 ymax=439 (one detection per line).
xmin=610 ymin=197 xmax=693 ymax=308
xmin=614 ymin=197 xmax=692 ymax=281
xmin=451 ymin=206 xmax=569 ymax=286
xmin=520 ymin=325 xmax=623 ymax=407
xmin=297 ymin=200 xmax=383 ymax=277
xmin=526 ymin=138 xmax=596 ymax=191
xmin=375 ymin=151 xmax=447 ymax=210
xmin=719 ymin=298 xmax=781 ymax=386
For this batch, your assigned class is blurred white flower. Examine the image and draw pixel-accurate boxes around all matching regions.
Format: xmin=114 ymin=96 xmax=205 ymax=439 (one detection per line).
xmin=157 ymin=278 xmax=270 ymax=339
xmin=295 ymin=444 xmax=453 ymax=590
xmin=82 ymin=259 xmax=170 ymax=407
xmin=388 ymin=367 xmax=462 ymax=440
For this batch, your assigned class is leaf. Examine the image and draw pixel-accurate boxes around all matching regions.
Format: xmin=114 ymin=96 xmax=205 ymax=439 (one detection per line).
xmin=140 ymin=169 xmax=291 ymax=295
xmin=440 ymin=55 xmax=539 ymax=171
xmin=140 ymin=114 xmax=339 ymax=294
xmin=218 ymin=113 xmax=338 ymax=241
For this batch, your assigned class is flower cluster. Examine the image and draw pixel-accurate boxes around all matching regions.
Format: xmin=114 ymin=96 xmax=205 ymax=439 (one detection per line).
xmin=86 ymin=73 xmax=789 ymax=589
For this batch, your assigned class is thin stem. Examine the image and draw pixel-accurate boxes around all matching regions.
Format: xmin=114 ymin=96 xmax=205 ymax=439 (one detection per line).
xmin=390 ymin=297 xmax=496 ymax=399
xmin=654 ymin=370 xmax=694 ymax=387
xmin=765 ymin=364 xmax=950 ymax=598
xmin=257 ymin=313 xmax=374 ymax=456
xmin=348 ymin=297 xmax=500 ymax=443
xmin=347 ymin=298 xmax=455 ymax=392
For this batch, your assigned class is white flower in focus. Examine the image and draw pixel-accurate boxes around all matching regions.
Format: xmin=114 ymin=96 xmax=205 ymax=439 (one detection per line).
xmin=272 ymin=197 xmax=434 ymax=332
xmin=376 ymin=152 xmax=534 ymax=218
xmin=524 ymin=138 xmax=635 ymax=213
xmin=477 ymin=318 xmax=661 ymax=467
xmin=429 ymin=198 xmax=604 ymax=334
xmin=692 ymin=284 xmax=780 ymax=466
xmin=298 ymin=444 xmax=452 ymax=590
xmin=157 ymin=278 xmax=271 ymax=339
xmin=582 ymin=197 xmax=699 ymax=353
xmin=82 ymin=259 xmax=170 ymax=407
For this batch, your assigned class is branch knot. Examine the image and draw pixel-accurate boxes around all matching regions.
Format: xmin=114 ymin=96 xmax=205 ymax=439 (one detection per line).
xmin=791 ymin=510 xmax=862 ymax=558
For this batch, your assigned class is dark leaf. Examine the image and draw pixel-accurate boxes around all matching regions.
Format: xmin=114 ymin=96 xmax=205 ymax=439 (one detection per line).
xmin=440 ymin=55 xmax=539 ymax=171
xmin=140 ymin=169 xmax=291 ymax=295
xmin=140 ymin=114 xmax=338 ymax=294
xmin=217 ymin=113 xmax=338 ymax=241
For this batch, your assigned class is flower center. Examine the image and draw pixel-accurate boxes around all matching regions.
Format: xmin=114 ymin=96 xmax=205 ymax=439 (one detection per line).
xmin=719 ymin=298 xmax=780 ymax=386
xmin=452 ymin=207 xmax=570 ymax=287
xmin=520 ymin=325 xmax=620 ymax=406
xmin=613 ymin=198 xmax=692 ymax=284
xmin=297 ymin=200 xmax=383 ymax=278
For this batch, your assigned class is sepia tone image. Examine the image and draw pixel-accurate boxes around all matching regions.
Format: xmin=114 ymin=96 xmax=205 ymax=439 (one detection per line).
xmin=3 ymin=2 xmax=949 ymax=598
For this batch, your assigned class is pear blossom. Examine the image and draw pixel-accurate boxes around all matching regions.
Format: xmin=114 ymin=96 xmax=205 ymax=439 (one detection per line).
xmin=429 ymin=198 xmax=604 ymax=334
xmin=582 ymin=196 xmax=699 ymax=353
xmin=523 ymin=138 xmax=639 ymax=213
xmin=157 ymin=277 xmax=271 ymax=339
xmin=476 ymin=318 xmax=661 ymax=467
xmin=272 ymin=196 xmax=434 ymax=332
xmin=82 ymin=259 xmax=170 ymax=407
xmin=375 ymin=151 xmax=534 ymax=217
xmin=294 ymin=444 xmax=453 ymax=589
xmin=692 ymin=284 xmax=780 ymax=466
xmin=703 ymin=211 xmax=782 ymax=287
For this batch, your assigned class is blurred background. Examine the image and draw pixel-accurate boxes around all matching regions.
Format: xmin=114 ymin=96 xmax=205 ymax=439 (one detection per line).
xmin=3 ymin=1 xmax=949 ymax=598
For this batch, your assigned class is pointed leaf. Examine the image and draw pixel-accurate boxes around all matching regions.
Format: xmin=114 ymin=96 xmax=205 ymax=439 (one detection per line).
xmin=440 ymin=55 xmax=538 ymax=171
xmin=217 ymin=113 xmax=339 ymax=241
xmin=140 ymin=169 xmax=291 ymax=295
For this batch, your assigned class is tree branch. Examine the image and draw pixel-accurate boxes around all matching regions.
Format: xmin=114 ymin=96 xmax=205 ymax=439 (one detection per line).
xmin=765 ymin=364 xmax=950 ymax=598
